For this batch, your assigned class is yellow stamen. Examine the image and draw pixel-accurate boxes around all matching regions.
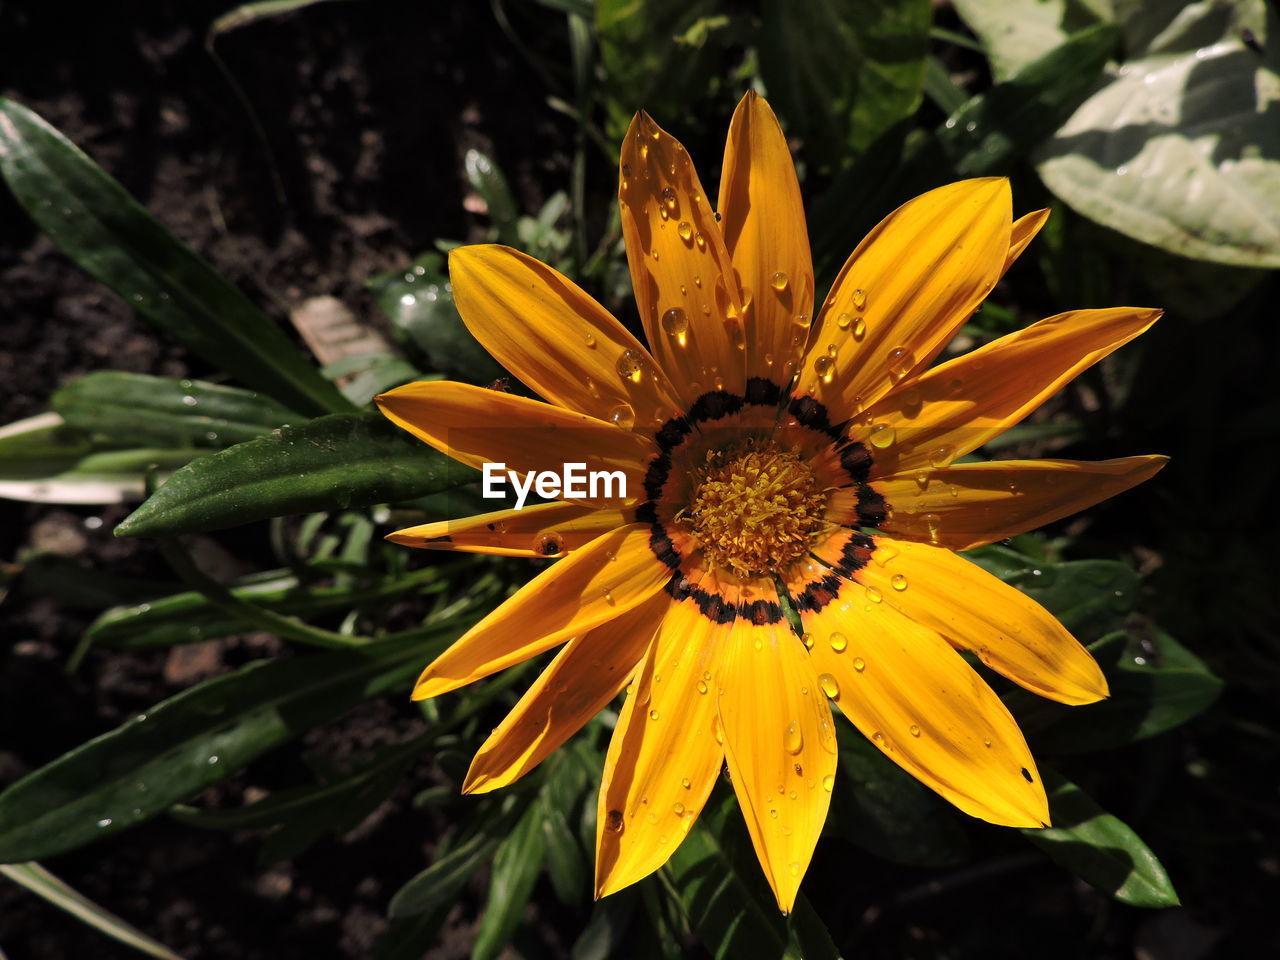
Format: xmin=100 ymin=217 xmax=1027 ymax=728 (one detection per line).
xmin=681 ymin=438 xmax=828 ymax=577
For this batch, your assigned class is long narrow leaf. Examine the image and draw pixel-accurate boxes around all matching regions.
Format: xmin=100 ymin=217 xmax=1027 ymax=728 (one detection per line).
xmin=0 ymin=98 xmax=349 ymax=417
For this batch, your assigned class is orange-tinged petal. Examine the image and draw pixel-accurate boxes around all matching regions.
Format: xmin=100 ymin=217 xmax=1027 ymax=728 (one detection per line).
xmin=859 ymin=307 xmax=1162 ymax=476
xmin=792 ymin=578 xmax=1048 ymax=826
xmin=449 ymin=244 xmax=682 ymax=425
xmin=595 ymin=572 xmax=729 ymax=898
xmin=463 ymin=593 xmax=666 ymax=794
xmin=873 ymin=456 xmax=1169 ymax=552
xmin=376 ymin=381 xmax=654 ymax=508
xmin=1003 ymin=208 xmax=1049 ymax=276
xmin=718 ymin=91 xmax=814 ymax=383
xmin=387 ymin=501 xmax=628 ymax=558
xmin=412 ymin=524 xmax=671 ymax=700
xmin=620 ymin=111 xmax=745 ymax=404
xmin=716 ymin=584 xmax=836 ymax=913
xmin=795 ymin=179 xmax=1011 ymax=420
xmin=855 ymin=537 xmax=1108 ymax=706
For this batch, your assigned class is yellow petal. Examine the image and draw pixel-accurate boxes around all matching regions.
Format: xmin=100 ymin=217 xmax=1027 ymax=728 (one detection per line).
xmin=1004 ymin=208 xmax=1049 ymax=276
xmin=718 ymin=91 xmax=814 ymax=383
xmin=794 ymin=179 xmax=1011 ymax=420
xmin=449 ymin=244 xmax=682 ymax=425
xmin=387 ymin=500 xmax=628 ymax=558
xmin=859 ymin=307 xmax=1162 ymax=476
xmin=595 ymin=571 xmax=730 ymax=898
xmin=463 ymin=593 xmax=666 ymax=793
xmin=413 ymin=524 xmax=671 ymax=700
xmin=716 ymin=584 xmax=836 ymax=914
xmin=619 ymin=111 xmax=745 ymax=404
xmin=855 ymin=536 xmax=1108 ymax=706
xmin=375 ymin=380 xmax=654 ymax=508
xmin=873 ymin=456 xmax=1169 ymax=552
xmin=796 ymin=585 xmax=1048 ymax=827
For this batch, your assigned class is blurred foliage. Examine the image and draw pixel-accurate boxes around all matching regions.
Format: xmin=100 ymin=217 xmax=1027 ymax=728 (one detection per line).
xmin=2 ymin=0 xmax=1275 ymax=957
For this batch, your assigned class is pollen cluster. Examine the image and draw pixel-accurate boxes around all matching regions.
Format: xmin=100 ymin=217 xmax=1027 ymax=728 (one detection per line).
xmin=681 ymin=438 xmax=828 ymax=578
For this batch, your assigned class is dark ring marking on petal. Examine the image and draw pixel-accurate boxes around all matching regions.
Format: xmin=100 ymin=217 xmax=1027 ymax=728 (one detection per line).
xmin=426 ymin=535 xmax=452 ymax=544
xmin=787 ymin=395 xmax=844 ymax=442
xmin=643 ymin=452 xmax=672 ymax=501
xmin=838 ymin=441 xmax=873 ymax=485
xmin=655 ymin=415 xmax=693 ymax=453
xmin=792 ymin=573 xmax=844 ymax=613
xmin=743 ymin=377 xmax=782 ymax=407
xmin=830 ymin=532 xmax=875 ymax=578
xmin=688 ymin=390 xmax=745 ymax=424
xmin=855 ymin=485 xmax=888 ymax=527
xmin=666 ymin=573 xmax=738 ymax=624
xmin=740 ymin=597 xmax=784 ymax=626
xmin=648 ymin=523 xmax=681 ymax=570
xmin=635 ymin=501 xmax=658 ymax=524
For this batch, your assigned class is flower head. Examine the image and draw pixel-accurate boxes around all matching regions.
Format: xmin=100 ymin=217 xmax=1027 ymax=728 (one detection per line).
xmin=376 ymin=92 xmax=1165 ymax=912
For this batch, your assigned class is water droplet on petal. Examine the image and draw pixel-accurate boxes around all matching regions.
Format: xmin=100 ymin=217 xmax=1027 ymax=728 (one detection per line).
xmin=677 ymin=220 xmax=693 ymax=242
xmin=608 ymin=403 xmax=636 ymax=429
xmin=829 ymin=632 xmax=847 ymax=652
xmin=673 ymin=802 xmax=685 ymax=816
xmin=886 ymin=346 xmax=913 ymax=382
xmin=770 ymin=271 xmax=788 ymax=291
xmin=818 ymin=673 xmax=840 ymax=699
xmin=813 ymin=355 xmax=835 ymax=383
xmin=929 ymin=446 xmax=953 ymax=468
xmin=909 ymin=724 xmax=922 ymax=737
xmin=607 ymin=809 xmax=624 ymax=831
xmin=852 ymin=316 xmax=866 ymax=340
xmin=822 ymin=775 xmax=834 ymax=792
xmin=696 ymin=680 xmax=708 ymax=694
xmin=853 ymin=657 xmax=866 ymax=672
xmin=533 ymin=531 xmax=564 ymax=556
xmin=649 ymin=709 xmax=660 ymax=721
xmin=851 ymin=288 xmax=867 ymax=309
xmin=584 ymin=333 xmax=597 ymax=349
xmin=868 ymin=423 xmax=896 ymax=448
xmin=891 ymin=573 xmax=908 ymax=591
xmin=784 ymin=723 xmax=804 ymax=754
xmin=616 ymin=348 xmax=645 ymax=382
xmin=836 ymin=312 xmax=852 ymax=331
xmin=661 ymin=307 xmax=689 ymax=343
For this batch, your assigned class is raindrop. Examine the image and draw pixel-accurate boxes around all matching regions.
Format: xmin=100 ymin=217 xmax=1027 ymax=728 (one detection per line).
xmin=769 ymin=808 xmax=779 ymax=819
xmin=97 ymin=818 xmax=113 ymax=828
xmin=615 ymin=349 xmax=645 ymax=382
xmin=801 ymin=633 xmax=814 ymax=649
xmin=909 ymin=724 xmax=921 ymax=738
xmin=649 ymin=709 xmax=660 ymax=721
xmin=865 ymin=585 xmax=882 ymax=603
xmin=674 ymin=802 xmax=685 ymax=816
xmin=818 ymin=673 xmax=840 ymax=699
xmin=533 ymin=531 xmax=564 ymax=556
xmin=891 ymin=574 xmax=908 ymax=591
xmin=789 ymin=862 xmax=800 ymax=877
xmin=886 ymin=346 xmax=913 ymax=382
xmin=868 ymin=423 xmax=896 ymax=448
xmin=696 ymin=680 xmax=708 ymax=695
xmin=608 ymin=403 xmax=636 ymax=429
xmin=602 ymin=588 xmax=616 ymax=605
xmin=822 ymin=775 xmax=834 ymax=792
xmin=828 ymin=632 xmax=848 ymax=653
xmin=836 ymin=312 xmax=852 ymax=331
xmin=853 ymin=657 xmax=866 ymax=672
xmin=682 ymin=778 xmax=692 ymax=789
xmin=813 ymin=355 xmax=835 ymax=383
xmin=207 ymin=755 xmax=219 ymax=765
xmin=181 ymin=395 xmax=198 ymax=407
xmin=646 ymin=812 xmax=658 ymax=824
xmin=784 ymin=724 xmax=803 ymax=754
xmin=770 ymin=271 xmax=789 ymax=292
xmin=607 ymin=809 xmax=624 ymax=832
xmin=694 ymin=233 xmax=707 ymax=252
xmin=851 ymin=288 xmax=867 ymax=309
xmin=677 ymin=220 xmax=693 ymax=242
xmin=928 ymin=446 xmax=954 ymax=468
xmin=852 ymin=317 xmax=866 ymax=340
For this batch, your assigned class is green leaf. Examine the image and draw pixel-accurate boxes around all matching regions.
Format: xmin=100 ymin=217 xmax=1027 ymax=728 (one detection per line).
xmin=0 ymin=98 xmax=349 ymax=416
xmin=1022 ymin=771 xmax=1179 ymax=907
xmin=542 ymin=802 xmax=587 ymax=905
xmin=0 ymin=412 xmax=91 ymax=478
xmin=0 ymin=446 xmax=206 ymax=506
xmin=368 ymin=253 xmax=503 ymax=384
xmin=667 ymin=791 xmax=797 ymax=960
xmin=464 ymin=150 xmax=519 ymax=246
xmin=0 ymin=621 xmax=467 ymax=862
xmin=209 ymin=0 xmax=350 ymax=37
xmin=1032 ymin=627 xmax=1223 ymax=753
xmin=116 ymin=412 xmax=476 ymax=538
xmin=172 ymin=737 xmax=420 ymax=864
xmin=52 ymin=372 xmax=294 ymax=449
xmin=595 ymin=0 xmax=729 ymax=141
xmin=952 ymin=0 xmax=1110 ymax=81
xmin=937 ymin=22 xmax=1119 ymax=177
xmin=0 ymin=861 xmax=184 ymax=959
xmin=1035 ymin=2 xmax=1280 ymax=266
xmin=86 ymin=567 xmax=444 ymax=649
xmin=472 ymin=798 xmax=549 ymax=960
xmin=970 ymin=550 xmax=1140 ymax=641
xmin=757 ymin=0 xmax=930 ymax=165
xmin=388 ymin=830 xmax=502 ymax=919
xmin=829 ymin=729 xmax=969 ymax=867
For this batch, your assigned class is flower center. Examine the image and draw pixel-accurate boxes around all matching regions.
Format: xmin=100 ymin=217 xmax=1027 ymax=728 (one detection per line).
xmin=680 ymin=438 xmax=828 ymax=578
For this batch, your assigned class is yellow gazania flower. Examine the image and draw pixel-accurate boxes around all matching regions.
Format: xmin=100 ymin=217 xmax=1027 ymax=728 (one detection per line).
xmin=376 ymin=92 xmax=1165 ymax=912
